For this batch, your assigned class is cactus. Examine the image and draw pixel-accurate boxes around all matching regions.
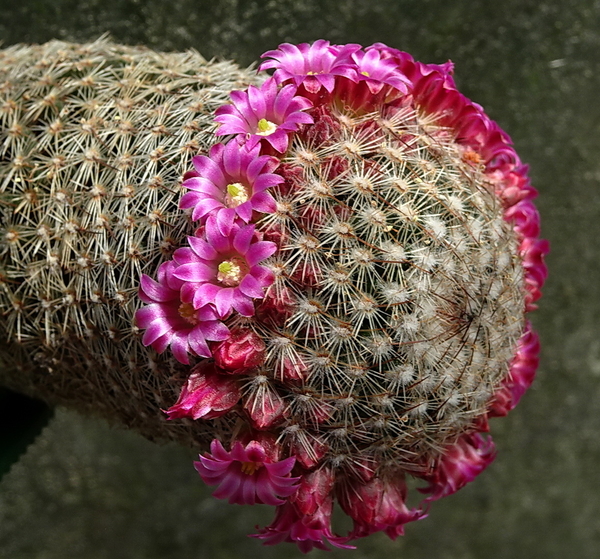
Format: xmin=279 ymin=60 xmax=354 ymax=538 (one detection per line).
xmin=0 ymin=39 xmax=548 ymax=550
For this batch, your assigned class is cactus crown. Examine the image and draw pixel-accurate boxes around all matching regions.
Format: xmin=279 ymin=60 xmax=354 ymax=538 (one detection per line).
xmin=131 ymin=40 xmax=546 ymax=550
xmin=251 ymin=103 xmax=525 ymax=471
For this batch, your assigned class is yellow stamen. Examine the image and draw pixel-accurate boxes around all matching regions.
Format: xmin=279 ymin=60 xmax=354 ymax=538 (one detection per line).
xmin=256 ymin=118 xmax=278 ymax=136
xmin=463 ymin=150 xmax=482 ymax=165
xmin=240 ymin=461 xmax=262 ymax=475
xmin=217 ymin=257 xmax=248 ymax=287
xmin=178 ymin=302 xmax=199 ymax=325
xmin=225 ymin=182 xmax=249 ymax=207
xmin=360 ymin=70 xmax=370 ymax=77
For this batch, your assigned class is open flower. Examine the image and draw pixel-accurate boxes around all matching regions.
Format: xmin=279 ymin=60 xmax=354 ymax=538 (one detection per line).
xmin=179 ymin=141 xmax=283 ymax=234
xmin=135 ymin=261 xmax=229 ymax=364
xmin=173 ymin=218 xmax=277 ymax=317
xmin=195 ymin=439 xmax=300 ymax=505
xmin=259 ymin=40 xmax=359 ymax=94
xmin=350 ymin=48 xmax=411 ymax=94
xmin=214 ymin=77 xmax=313 ymax=153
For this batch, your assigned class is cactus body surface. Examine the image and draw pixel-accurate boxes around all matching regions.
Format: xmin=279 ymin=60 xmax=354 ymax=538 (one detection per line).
xmin=0 ymin=38 xmax=261 ymax=446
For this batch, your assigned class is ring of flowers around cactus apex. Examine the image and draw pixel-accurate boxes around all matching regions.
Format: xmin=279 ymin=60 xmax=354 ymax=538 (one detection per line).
xmin=135 ymin=40 xmax=548 ymax=552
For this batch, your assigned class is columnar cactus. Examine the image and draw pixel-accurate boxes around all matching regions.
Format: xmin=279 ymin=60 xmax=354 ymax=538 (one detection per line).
xmin=0 ymin=39 xmax=548 ymax=551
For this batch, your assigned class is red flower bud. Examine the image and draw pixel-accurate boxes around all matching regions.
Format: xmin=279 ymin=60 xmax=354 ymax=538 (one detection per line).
xmin=212 ymin=328 xmax=266 ymax=374
xmin=291 ymin=466 xmax=335 ymax=516
xmin=289 ymin=430 xmax=328 ymax=469
xmin=255 ymin=287 xmax=295 ymax=326
xmin=165 ymin=362 xmax=241 ymax=420
xmin=281 ymin=354 xmax=308 ymax=382
xmin=244 ymin=377 xmax=287 ymax=429
xmin=274 ymin=163 xmax=304 ymax=196
xmin=417 ymin=432 xmax=496 ymax=502
xmin=337 ymin=476 xmax=424 ymax=540
xmin=304 ymin=105 xmax=341 ymax=146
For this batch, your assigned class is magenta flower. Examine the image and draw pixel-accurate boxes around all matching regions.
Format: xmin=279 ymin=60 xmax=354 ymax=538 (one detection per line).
xmin=337 ymin=477 xmax=425 ymax=540
xmin=214 ymin=77 xmax=313 ymax=153
xmin=489 ymin=322 xmax=540 ymax=417
xmin=505 ymin=199 xmax=541 ymax=240
xmin=350 ymin=48 xmax=411 ymax=94
xmin=179 ymin=141 xmax=283 ymax=234
xmin=135 ymin=261 xmax=229 ymax=364
xmin=418 ymin=432 xmax=496 ymax=502
xmin=520 ymin=236 xmax=550 ymax=310
xmin=259 ymin=40 xmax=360 ymax=94
xmin=194 ymin=439 xmax=300 ymax=506
xmin=165 ymin=362 xmax=241 ymax=420
xmin=252 ymin=499 xmax=355 ymax=553
xmin=173 ymin=218 xmax=277 ymax=318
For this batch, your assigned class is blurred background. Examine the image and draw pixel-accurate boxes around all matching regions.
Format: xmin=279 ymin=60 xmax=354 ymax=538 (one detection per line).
xmin=0 ymin=1 xmax=599 ymax=557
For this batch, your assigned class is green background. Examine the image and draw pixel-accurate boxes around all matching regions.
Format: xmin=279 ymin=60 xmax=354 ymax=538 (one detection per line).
xmin=1 ymin=1 xmax=599 ymax=557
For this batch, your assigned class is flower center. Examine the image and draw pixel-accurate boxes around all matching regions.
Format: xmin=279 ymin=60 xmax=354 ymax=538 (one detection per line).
xmin=256 ymin=118 xmax=278 ymax=136
xmin=178 ymin=302 xmax=199 ymax=325
xmin=240 ymin=461 xmax=262 ymax=475
xmin=225 ymin=182 xmax=250 ymax=207
xmin=217 ymin=257 xmax=248 ymax=287
xmin=360 ymin=70 xmax=370 ymax=77
xmin=463 ymin=149 xmax=482 ymax=165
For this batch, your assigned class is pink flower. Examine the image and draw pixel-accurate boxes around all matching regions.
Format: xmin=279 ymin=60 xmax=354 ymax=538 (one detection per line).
xmin=350 ymin=48 xmax=411 ymax=94
xmin=518 ymin=236 xmax=549 ymax=311
xmin=135 ymin=261 xmax=229 ymax=364
xmin=212 ymin=328 xmax=266 ymax=374
xmin=259 ymin=40 xmax=360 ymax=94
xmin=290 ymin=467 xmax=334 ymax=516
xmin=194 ymin=439 xmax=300 ymax=506
xmin=179 ymin=141 xmax=283 ymax=234
xmin=252 ymin=499 xmax=355 ymax=553
xmin=504 ymin=199 xmax=541 ymax=239
xmin=173 ymin=218 xmax=277 ymax=318
xmin=165 ymin=361 xmax=241 ymax=420
xmin=417 ymin=432 xmax=496 ymax=502
xmin=214 ymin=77 xmax=314 ymax=153
xmin=367 ymin=42 xmax=455 ymax=80
xmin=337 ymin=476 xmax=425 ymax=540
xmin=489 ymin=323 xmax=540 ymax=417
